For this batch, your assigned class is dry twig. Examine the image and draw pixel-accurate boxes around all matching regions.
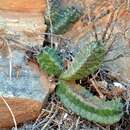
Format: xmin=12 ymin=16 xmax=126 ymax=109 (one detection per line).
xmin=46 ymin=0 xmax=53 ymax=48
xmin=75 ymin=117 xmax=80 ymax=130
xmin=32 ymin=103 xmax=55 ymax=129
xmin=0 ymin=37 xmax=12 ymax=80
xmin=90 ymin=78 xmax=104 ymax=99
xmin=41 ymin=107 xmax=58 ymax=130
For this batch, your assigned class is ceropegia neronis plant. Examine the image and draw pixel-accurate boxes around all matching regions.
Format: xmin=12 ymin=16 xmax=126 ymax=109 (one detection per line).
xmin=36 ymin=1 xmax=124 ymax=124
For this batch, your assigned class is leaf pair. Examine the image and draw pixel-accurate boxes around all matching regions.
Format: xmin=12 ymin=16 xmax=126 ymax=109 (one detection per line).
xmin=36 ymin=41 xmax=123 ymax=124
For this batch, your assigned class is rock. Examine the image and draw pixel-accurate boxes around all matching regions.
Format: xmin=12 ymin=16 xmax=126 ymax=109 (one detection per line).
xmin=0 ymin=0 xmax=47 ymax=46
xmin=63 ymin=0 xmax=113 ymax=42
xmin=101 ymin=16 xmax=130 ymax=80
xmin=0 ymin=98 xmax=42 ymax=128
xmin=0 ymin=48 xmax=49 ymax=128
xmin=0 ymin=0 xmax=46 ymax=13
xmin=0 ymin=1 xmax=49 ymax=127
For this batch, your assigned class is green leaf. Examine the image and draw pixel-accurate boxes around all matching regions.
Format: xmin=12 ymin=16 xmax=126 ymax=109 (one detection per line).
xmin=36 ymin=47 xmax=63 ymax=76
xmin=46 ymin=6 xmax=82 ymax=34
xmin=56 ymin=81 xmax=123 ymax=124
xmin=60 ymin=41 xmax=105 ymax=80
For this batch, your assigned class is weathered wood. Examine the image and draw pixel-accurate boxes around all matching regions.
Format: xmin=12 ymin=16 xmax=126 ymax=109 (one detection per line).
xmin=0 ymin=0 xmax=47 ymax=46
xmin=64 ymin=0 xmax=129 ymax=42
xmin=0 ymin=10 xmax=47 ymax=46
xmin=0 ymin=0 xmax=48 ymax=128
xmin=0 ymin=0 xmax=46 ymax=13
xmin=0 ymin=49 xmax=50 ymax=128
xmin=0 ymin=98 xmax=42 ymax=128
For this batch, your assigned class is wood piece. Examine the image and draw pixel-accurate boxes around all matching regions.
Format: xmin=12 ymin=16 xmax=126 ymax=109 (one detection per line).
xmin=0 ymin=98 xmax=42 ymax=128
xmin=0 ymin=10 xmax=47 ymax=46
xmin=0 ymin=0 xmax=47 ymax=46
xmin=0 ymin=0 xmax=48 ymax=128
xmin=0 ymin=0 xmax=46 ymax=13
xmin=0 ymin=52 xmax=50 ymax=128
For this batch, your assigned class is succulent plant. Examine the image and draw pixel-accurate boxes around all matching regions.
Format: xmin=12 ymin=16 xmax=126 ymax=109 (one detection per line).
xmin=56 ymin=81 xmax=123 ymax=124
xmin=48 ymin=6 xmax=82 ymax=34
xmin=36 ymin=47 xmax=63 ymax=76
xmin=36 ymin=41 xmax=123 ymax=124
xmin=60 ymin=41 xmax=105 ymax=80
xmin=45 ymin=0 xmax=82 ymax=34
xmin=39 ymin=2 xmax=124 ymax=124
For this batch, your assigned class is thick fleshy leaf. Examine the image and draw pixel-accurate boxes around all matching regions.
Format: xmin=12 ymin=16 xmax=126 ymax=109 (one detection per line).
xmin=60 ymin=41 xmax=105 ymax=80
xmin=56 ymin=81 xmax=123 ymax=124
xmin=45 ymin=3 xmax=82 ymax=34
xmin=36 ymin=47 xmax=63 ymax=76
